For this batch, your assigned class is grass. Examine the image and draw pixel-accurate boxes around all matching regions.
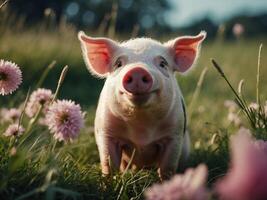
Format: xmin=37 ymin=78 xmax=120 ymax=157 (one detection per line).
xmin=1 ymin=7 xmax=267 ymax=200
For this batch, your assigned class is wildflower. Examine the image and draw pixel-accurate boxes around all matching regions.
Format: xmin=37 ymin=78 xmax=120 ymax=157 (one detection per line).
xmin=227 ymin=112 xmax=241 ymax=127
xmin=0 ymin=60 xmax=22 ymax=95
xmin=215 ymin=127 xmax=267 ymax=200
xmin=224 ymin=100 xmax=237 ymax=112
xmin=38 ymin=117 xmax=48 ymax=126
xmin=25 ymin=88 xmax=53 ymax=118
xmin=248 ymin=102 xmax=259 ymax=111
xmin=46 ymin=100 xmax=84 ymax=141
xmin=255 ymin=140 xmax=267 ymax=156
xmin=1 ymin=108 xmax=21 ymax=122
xmin=145 ymin=164 xmax=209 ymax=200
xmin=232 ymin=23 xmax=244 ymax=38
xmin=3 ymin=124 xmax=25 ymax=137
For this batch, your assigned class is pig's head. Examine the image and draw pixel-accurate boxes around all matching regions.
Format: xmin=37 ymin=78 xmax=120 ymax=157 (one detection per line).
xmin=78 ymin=32 xmax=206 ymax=118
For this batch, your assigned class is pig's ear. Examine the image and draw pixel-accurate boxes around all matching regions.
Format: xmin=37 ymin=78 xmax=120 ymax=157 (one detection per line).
xmin=78 ymin=31 xmax=118 ymax=78
xmin=164 ymin=31 xmax=206 ymax=73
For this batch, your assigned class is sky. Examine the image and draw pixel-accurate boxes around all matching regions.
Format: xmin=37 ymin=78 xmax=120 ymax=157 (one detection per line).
xmin=166 ymin=0 xmax=267 ymax=27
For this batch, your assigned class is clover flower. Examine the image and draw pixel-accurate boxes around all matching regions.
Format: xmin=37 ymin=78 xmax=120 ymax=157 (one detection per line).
xmin=0 ymin=60 xmax=22 ymax=95
xmin=25 ymin=88 xmax=53 ymax=118
xmin=3 ymin=124 xmax=25 ymax=137
xmin=215 ymin=127 xmax=267 ymax=200
xmin=46 ymin=100 xmax=84 ymax=141
xmin=1 ymin=108 xmax=21 ymax=122
xmin=145 ymin=164 xmax=209 ymax=200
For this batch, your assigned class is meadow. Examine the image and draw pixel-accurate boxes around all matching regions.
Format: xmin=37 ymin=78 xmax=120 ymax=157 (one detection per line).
xmin=1 ymin=7 xmax=267 ymax=200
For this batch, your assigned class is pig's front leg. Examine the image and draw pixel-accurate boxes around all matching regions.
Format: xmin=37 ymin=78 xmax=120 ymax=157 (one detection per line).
xmin=96 ymin=134 xmax=122 ymax=175
xmin=158 ymin=136 xmax=183 ymax=180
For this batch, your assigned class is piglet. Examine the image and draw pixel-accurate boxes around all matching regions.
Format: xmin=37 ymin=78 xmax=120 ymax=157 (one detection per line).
xmin=78 ymin=31 xmax=206 ymax=179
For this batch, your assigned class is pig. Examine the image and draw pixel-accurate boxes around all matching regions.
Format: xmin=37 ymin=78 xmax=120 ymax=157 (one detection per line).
xmin=78 ymin=31 xmax=206 ymax=179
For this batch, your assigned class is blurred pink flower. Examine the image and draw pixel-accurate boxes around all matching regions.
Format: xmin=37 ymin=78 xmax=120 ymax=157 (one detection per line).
xmin=248 ymin=102 xmax=259 ymax=111
xmin=232 ymin=23 xmax=244 ymax=38
xmin=224 ymin=100 xmax=238 ymax=112
xmin=1 ymin=108 xmax=21 ymax=122
xmin=25 ymin=88 xmax=53 ymax=118
xmin=3 ymin=124 xmax=25 ymax=137
xmin=255 ymin=140 xmax=267 ymax=156
xmin=0 ymin=60 xmax=22 ymax=95
xmin=46 ymin=100 xmax=84 ymax=141
xmin=145 ymin=164 xmax=209 ymax=200
xmin=215 ymin=127 xmax=267 ymax=200
xmin=227 ymin=112 xmax=241 ymax=127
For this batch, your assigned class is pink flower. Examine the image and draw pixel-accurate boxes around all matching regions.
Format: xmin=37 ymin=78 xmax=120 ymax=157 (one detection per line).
xmin=255 ymin=140 xmax=267 ymax=156
xmin=227 ymin=112 xmax=241 ymax=127
xmin=0 ymin=60 xmax=22 ymax=95
xmin=3 ymin=124 xmax=25 ymax=137
xmin=46 ymin=100 xmax=84 ymax=141
xmin=145 ymin=164 xmax=209 ymax=200
xmin=248 ymin=102 xmax=259 ymax=111
xmin=232 ymin=23 xmax=244 ymax=38
xmin=25 ymin=88 xmax=53 ymax=118
xmin=1 ymin=108 xmax=21 ymax=122
xmin=224 ymin=100 xmax=238 ymax=112
xmin=215 ymin=127 xmax=267 ymax=200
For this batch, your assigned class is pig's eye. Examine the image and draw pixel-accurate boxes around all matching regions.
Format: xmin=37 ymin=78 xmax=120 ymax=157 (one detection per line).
xmin=114 ymin=58 xmax=122 ymax=68
xmin=114 ymin=58 xmax=123 ymax=69
xmin=159 ymin=57 xmax=168 ymax=68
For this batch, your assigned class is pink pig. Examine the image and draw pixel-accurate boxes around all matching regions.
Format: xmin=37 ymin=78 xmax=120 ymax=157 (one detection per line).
xmin=78 ymin=31 xmax=206 ymax=179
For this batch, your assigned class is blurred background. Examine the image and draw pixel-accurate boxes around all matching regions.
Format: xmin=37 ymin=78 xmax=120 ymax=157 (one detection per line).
xmin=0 ymin=0 xmax=266 ymax=121
xmin=3 ymin=0 xmax=267 ymax=38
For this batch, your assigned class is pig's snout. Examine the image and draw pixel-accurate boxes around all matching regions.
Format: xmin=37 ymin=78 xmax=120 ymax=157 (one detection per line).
xmin=122 ymin=67 xmax=153 ymax=94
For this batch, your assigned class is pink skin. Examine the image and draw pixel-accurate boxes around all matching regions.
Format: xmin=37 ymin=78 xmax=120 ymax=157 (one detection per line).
xmin=78 ymin=31 xmax=206 ymax=179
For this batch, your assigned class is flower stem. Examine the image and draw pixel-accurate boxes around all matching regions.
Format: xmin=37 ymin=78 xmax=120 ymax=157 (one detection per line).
xmin=256 ymin=44 xmax=263 ymax=106
xmin=18 ymin=88 xmax=31 ymax=129
xmin=211 ymin=59 xmax=255 ymax=127
xmin=52 ymin=65 xmax=68 ymax=102
xmin=25 ymin=105 xmax=43 ymax=133
xmin=36 ymin=60 xmax=56 ymax=89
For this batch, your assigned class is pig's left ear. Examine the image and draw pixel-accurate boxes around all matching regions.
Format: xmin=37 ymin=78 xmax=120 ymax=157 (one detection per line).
xmin=164 ymin=31 xmax=206 ymax=73
xmin=78 ymin=31 xmax=118 ymax=78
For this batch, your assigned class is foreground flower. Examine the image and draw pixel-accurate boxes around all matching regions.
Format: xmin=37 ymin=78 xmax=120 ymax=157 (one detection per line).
xmin=46 ymin=100 xmax=84 ymax=141
xmin=255 ymin=140 xmax=267 ymax=155
xmin=0 ymin=60 xmax=22 ymax=95
xmin=145 ymin=164 xmax=209 ymax=200
xmin=1 ymin=108 xmax=21 ymax=122
xmin=3 ymin=124 xmax=25 ymax=137
xmin=25 ymin=88 xmax=53 ymax=118
xmin=215 ymin=127 xmax=267 ymax=200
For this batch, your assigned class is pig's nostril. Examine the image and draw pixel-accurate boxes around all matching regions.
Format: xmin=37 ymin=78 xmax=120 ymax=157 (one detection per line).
xmin=142 ymin=76 xmax=149 ymax=83
xmin=126 ymin=76 xmax=133 ymax=84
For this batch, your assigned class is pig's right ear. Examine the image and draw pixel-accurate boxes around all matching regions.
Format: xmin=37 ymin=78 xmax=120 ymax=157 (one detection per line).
xmin=78 ymin=31 xmax=118 ymax=78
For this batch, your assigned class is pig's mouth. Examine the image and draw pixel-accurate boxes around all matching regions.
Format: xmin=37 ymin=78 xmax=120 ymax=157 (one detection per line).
xmin=120 ymin=90 xmax=158 ymax=106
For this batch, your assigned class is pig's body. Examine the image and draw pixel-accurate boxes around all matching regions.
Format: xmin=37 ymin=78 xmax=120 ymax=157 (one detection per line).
xmin=95 ymin=75 xmax=186 ymax=175
xmin=78 ymin=33 xmax=206 ymax=179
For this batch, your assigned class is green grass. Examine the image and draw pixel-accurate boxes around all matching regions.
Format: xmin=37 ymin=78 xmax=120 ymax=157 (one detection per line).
xmin=0 ymin=14 xmax=267 ymax=199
